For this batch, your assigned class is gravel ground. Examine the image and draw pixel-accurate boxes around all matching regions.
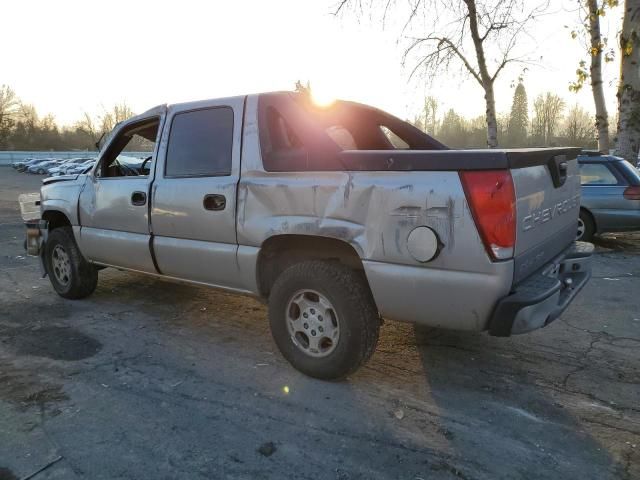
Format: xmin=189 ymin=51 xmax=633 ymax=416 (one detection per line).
xmin=0 ymin=167 xmax=639 ymax=480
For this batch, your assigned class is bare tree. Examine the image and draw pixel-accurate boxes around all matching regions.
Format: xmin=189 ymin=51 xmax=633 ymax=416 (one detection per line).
xmin=295 ymin=80 xmax=312 ymax=97
xmin=563 ymin=104 xmax=596 ymax=145
xmin=614 ymin=0 xmax=640 ymax=164
xmin=411 ymin=95 xmax=439 ymax=133
xmin=531 ymin=92 xmax=565 ymax=145
xmin=40 ymin=114 xmax=58 ymax=132
xmin=336 ymin=0 xmax=549 ymax=147
xmin=18 ymin=103 xmax=39 ymax=128
xmin=424 ymin=96 xmax=439 ymax=135
xmin=99 ymin=101 xmax=136 ymax=136
xmin=0 ymin=85 xmax=20 ymax=147
xmin=82 ymin=112 xmax=98 ymax=138
xmin=76 ymin=112 xmax=101 ymax=147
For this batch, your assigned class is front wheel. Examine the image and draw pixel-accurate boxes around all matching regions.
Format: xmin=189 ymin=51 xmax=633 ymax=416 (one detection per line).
xmin=268 ymin=261 xmax=380 ymax=380
xmin=44 ymin=227 xmax=98 ymax=299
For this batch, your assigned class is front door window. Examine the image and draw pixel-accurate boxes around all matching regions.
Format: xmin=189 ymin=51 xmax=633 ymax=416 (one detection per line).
xmin=97 ymin=119 xmax=159 ymax=178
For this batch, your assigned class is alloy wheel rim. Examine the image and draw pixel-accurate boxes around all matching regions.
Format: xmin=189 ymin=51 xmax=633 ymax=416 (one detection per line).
xmin=285 ymin=289 xmax=340 ymax=358
xmin=52 ymin=245 xmax=71 ymax=286
xmin=576 ymin=218 xmax=585 ymax=240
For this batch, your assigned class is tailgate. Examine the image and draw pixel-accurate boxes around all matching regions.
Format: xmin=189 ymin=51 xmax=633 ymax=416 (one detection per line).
xmin=508 ymin=148 xmax=582 ymax=283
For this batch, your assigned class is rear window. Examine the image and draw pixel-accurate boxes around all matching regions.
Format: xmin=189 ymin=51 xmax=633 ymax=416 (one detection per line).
xmin=258 ymin=93 xmax=446 ymax=171
xmin=616 ymin=159 xmax=640 ymax=185
xmin=579 ymin=163 xmax=619 ymax=185
xmin=165 ymin=107 xmax=234 ymax=177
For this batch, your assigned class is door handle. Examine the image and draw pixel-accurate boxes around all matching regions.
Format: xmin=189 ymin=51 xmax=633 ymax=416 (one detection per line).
xmin=131 ymin=191 xmax=147 ymax=206
xmin=203 ymin=194 xmax=226 ymax=211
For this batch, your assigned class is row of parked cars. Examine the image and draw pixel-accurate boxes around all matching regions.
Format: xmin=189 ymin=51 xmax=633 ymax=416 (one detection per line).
xmin=11 ymin=157 xmax=96 ymax=176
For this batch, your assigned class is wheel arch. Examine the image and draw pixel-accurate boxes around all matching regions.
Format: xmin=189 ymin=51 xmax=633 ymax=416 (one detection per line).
xmin=579 ymin=207 xmax=597 ymax=233
xmin=256 ymin=234 xmax=366 ymax=298
xmin=42 ymin=209 xmax=72 ymax=231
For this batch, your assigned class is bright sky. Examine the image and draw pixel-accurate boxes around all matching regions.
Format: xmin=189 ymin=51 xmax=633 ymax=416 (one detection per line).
xmin=3 ymin=0 xmax=622 ymax=126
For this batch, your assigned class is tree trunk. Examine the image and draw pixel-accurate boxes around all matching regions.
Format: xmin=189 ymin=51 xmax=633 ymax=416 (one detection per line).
xmin=587 ymin=0 xmax=611 ymax=153
xmin=464 ymin=0 xmax=499 ymax=148
xmin=615 ymin=0 xmax=640 ymax=165
xmin=484 ymin=83 xmax=499 ymax=148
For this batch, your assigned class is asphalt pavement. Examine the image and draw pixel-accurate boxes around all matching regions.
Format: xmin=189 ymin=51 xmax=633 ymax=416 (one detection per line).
xmin=1 ymin=167 xmax=638 ymax=480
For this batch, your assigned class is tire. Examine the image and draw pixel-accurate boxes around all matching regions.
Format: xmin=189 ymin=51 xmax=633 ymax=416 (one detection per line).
xmin=268 ymin=261 xmax=380 ymax=380
xmin=37 ymin=168 xmax=45 ymax=174
xmin=44 ymin=227 xmax=98 ymax=299
xmin=577 ymin=210 xmax=595 ymax=242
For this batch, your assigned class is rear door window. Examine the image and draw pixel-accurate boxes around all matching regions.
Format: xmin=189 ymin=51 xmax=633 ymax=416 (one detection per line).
xmin=579 ymin=163 xmax=619 ymax=185
xmin=165 ymin=107 xmax=234 ymax=177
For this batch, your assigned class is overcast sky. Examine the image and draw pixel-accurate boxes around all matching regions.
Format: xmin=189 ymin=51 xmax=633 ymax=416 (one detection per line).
xmin=3 ymin=0 xmax=623 ymax=126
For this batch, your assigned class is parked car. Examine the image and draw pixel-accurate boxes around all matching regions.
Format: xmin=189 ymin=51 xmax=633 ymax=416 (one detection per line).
xmin=64 ymin=159 xmax=96 ymax=175
xmin=48 ymin=157 xmax=95 ymax=176
xmin=12 ymin=158 xmax=34 ymax=169
xmin=28 ymin=160 xmax=63 ymax=174
xmin=577 ymin=152 xmax=640 ymax=241
xmin=45 ymin=158 xmax=77 ymax=175
xmin=17 ymin=158 xmax=53 ymax=172
xmin=23 ymin=92 xmax=592 ymax=379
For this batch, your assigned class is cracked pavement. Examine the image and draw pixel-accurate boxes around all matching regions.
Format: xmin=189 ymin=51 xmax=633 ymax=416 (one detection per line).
xmin=0 ymin=168 xmax=639 ymax=479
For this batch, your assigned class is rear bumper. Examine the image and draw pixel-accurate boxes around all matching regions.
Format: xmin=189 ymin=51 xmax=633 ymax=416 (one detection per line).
xmin=363 ymin=259 xmax=514 ymax=331
xmin=488 ymin=241 xmax=593 ymax=336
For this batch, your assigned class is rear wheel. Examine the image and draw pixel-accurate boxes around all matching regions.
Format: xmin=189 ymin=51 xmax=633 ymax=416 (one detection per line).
xmin=577 ymin=210 xmax=595 ymax=242
xmin=268 ymin=261 xmax=380 ymax=380
xmin=45 ymin=227 xmax=98 ymax=299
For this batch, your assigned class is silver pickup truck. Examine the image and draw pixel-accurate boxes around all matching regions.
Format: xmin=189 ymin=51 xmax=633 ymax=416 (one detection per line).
xmin=23 ymin=92 xmax=593 ymax=379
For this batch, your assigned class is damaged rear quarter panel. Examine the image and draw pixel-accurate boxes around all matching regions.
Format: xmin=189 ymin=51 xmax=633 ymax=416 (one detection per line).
xmin=237 ymin=169 xmax=494 ymax=274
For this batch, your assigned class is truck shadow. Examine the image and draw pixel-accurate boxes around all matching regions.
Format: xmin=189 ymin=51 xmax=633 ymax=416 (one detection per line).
xmin=411 ymin=325 xmax=623 ymax=479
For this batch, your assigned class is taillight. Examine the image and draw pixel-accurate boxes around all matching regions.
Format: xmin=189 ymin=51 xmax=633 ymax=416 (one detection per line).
xmin=460 ymin=170 xmax=516 ymax=260
xmin=623 ymin=185 xmax=640 ymax=200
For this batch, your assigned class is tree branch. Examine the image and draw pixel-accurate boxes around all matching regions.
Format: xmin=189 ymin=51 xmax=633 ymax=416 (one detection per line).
xmin=405 ymin=35 xmax=482 ymax=85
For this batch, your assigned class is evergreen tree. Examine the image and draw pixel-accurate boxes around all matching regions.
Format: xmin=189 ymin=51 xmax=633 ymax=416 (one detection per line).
xmin=438 ymin=109 xmax=468 ymax=147
xmin=507 ymin=81 xmax=528 ymax=147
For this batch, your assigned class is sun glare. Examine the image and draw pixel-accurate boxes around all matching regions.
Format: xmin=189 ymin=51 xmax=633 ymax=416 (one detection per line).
xmin=311 ymin=85 xmax=337 ymax=107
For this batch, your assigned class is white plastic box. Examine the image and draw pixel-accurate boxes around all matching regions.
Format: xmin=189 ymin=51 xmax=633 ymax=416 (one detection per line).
xmin=18 ymin=192 xmax=41 ymax=221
